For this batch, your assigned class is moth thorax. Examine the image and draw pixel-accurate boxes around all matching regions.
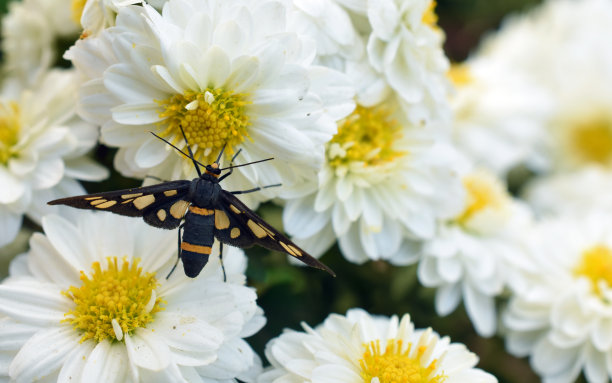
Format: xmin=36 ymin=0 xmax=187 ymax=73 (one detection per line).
xmin=190 ymin=178 xmax=220 ymax=207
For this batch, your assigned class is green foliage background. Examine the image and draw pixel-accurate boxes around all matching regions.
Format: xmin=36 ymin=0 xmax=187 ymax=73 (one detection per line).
xmin=0 ymin=1 xmax=570 ymax=382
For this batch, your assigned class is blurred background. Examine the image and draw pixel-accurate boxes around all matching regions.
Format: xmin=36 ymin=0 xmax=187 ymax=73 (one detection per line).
xmin=0 ymin=0 xmax=549 ymax=382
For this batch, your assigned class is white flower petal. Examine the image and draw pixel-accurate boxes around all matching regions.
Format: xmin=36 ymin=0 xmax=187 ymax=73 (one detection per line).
xmin=125 ymin=331 xmax=171 ymax=371
xmin=81 ymin=340 xmax=131 ymax=383
xmin=57 ymin=340 xmax=95 ymax=383
xmin=0 ymin=168 xmax=25 ymax=204
xmin=0 ymin=280 xmax=70 ymax=325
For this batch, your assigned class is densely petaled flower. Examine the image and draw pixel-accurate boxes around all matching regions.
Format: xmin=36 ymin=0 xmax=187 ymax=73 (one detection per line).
xmin=258 ymin=308 xmax=497 ymax=383
xmin=79 ymin=0 xmax=143 ymax=37
xmin=503 ymin=213 xmax=612 ymax=383
xmin=0 ymin=211 xmax=265 ymax=382
xmin=2 ymin=0 xmax=81 ymax=86
xmin=452 ymin=0 xmax=612 ymax=176
xmin=283 ymin=95 xmax=464 ymax=265
xmin=418 ymin=168 xmax=533 ymax=337
xmin=66 ymin=0 xmax=355 ymax=207
xmin=0 ymin=69 xmax=107 ymax=248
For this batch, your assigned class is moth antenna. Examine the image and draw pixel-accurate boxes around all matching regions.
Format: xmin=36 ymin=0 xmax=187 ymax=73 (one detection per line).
xmin=149 ymin=132 xmax=208 ymax=171
xmin=178 ymin=125 xmax=202 ymax=177
xmin=218 ymin=157 xmax=274 ymax=171
xmin=215 ymin=145 xmax=226 ymax=165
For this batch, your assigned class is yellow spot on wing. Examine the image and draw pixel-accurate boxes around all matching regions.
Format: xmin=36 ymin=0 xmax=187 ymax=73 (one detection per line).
xmin=121 ymin=199 xmax=134 ymax=204
xmin=170 ymin=200 xmax=190 ymax=219
xmin=230 ymin=227 xmax=240 ymax=238
xmin=247 ymin=220 xmax=267 ymax=238
xmin=121 ymin=193 xmax=143 ymax=199
xmin=96 ymin=200 xmax=117 ymax=209
xmin=215 ymin=210 xmax=230 ymax=229
xmin=279 ymin=241 xmax=302 ymax=257
xmin=157 ymin=209 xmax=167 ymax=221
xmin=133 ymin=195 xmax=156 ymax=210
xmin=85 ymin=196 xmax=103 ymax=200
xmin=164 ymin=190 xmax=178 ymax=197
xmin=229 ymin=204 xmax=241 ymax=214
xmin=90 ymin=199 xmax=107 ymax=206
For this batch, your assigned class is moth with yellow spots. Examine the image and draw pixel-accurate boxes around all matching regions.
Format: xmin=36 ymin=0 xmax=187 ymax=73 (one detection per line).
xmin=48 ymin=128 xmax=335 ymax=279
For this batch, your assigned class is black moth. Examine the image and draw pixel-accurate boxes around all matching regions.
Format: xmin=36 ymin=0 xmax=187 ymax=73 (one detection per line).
xmin=48 ymin=128 xmax=335 ymax=279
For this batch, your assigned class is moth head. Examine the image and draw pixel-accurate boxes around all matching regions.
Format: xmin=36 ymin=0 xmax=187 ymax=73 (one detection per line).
xmin=205 ymin=163 xmax=221 ymax=178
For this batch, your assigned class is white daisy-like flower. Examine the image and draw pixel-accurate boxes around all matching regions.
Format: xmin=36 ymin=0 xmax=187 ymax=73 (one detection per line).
xmin=0 ymin=211 xmax=265 ymax=382
xmin=365 ymin=0 xmax=451 ymax=124
xmin=258 ymin=308 xmax=498 ymax=383
xmin=79 ymin=0 xmax=143 ymax=37
xmin=2 ymin=0 xmax=81 ymax=86
xmin=453 ymin=0 xmax=612 ymax=175
xmin=283 ymin=96 xmax=464 ymax=265
xmin=524 ymin=166 xmax=612 ymax=218
xmin=450 ymin=60 xmax=553 ymax=176
xmin=0 ymin=69 xmax=107 ymax=248
xmin=418 ymin=168 xmax=533 ymax=337
xmin=66 ymin=0 xmax=355 ymax=206
xmin=502 ymin=212 xmax=612 ymax=383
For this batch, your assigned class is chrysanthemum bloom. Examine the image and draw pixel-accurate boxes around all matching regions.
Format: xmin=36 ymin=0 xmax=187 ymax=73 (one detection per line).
xmin=77 ymin=0 xmax=144 ymax=37
xmin=66 ymin=0 xmax=355 ymax=206
xmin=258 ymin=308 xmax=498 ymax=383
xmin=0 ymin=211 xmax=265 ymax=382
xmin=0 ymin=69 xmax=107 ymax=248
xmin=283 ymin=95 xmax=464 ymax=264
xmin=452 ymin=0 xmax=612 ymax=176
xmin=418 ymin=169 xmax=533 ymax=337
xmin=2 ymin=0 xmax=81 ymax=86
xmin=503 ymin=213 xmax=612 ymax=383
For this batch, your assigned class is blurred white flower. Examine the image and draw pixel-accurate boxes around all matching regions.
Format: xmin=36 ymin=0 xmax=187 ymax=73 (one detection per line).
xmin=283 ymin=97 xmax=464 ymax=265
xmin=258 ymin=308 xmax=498 ymax=383
xmin=418 ymin=169 xmax=533 ymax=337
xmin=0 ymin=211 xmax=265 ymax=382
xmin=503 ymin=213 xmax=612 ymax=383
xmin=66 ymin=0 xmax=355 ymax=207
xmin=453 ymin=0 xmax=612 ymax=176
xmin=79 ymin=0 xmax=143 ymax=37
xmin=2 ymin=0 xmax=81 ymax=86
xmin=0 ymin=69 xmax=107 ymax=248
xmin=525 ymin=166 xmax=612 ymax=217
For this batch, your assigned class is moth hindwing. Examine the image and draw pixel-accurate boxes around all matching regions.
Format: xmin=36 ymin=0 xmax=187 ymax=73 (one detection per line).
xmin=48 ymin=128 xmax=336 ymax=279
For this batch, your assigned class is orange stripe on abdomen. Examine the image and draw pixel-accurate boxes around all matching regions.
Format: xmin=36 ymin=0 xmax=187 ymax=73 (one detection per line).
xmin=180 ymin=242 xmax=212 ymax=254
xmin=188 ymin=206 xmax=214 ymax=216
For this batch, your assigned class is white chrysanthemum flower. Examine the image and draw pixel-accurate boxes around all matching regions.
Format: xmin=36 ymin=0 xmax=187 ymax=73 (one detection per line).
xmin=418 ymin=169 xmax=533 ymax=337
xmin=0 ymin=211 xmax=265 ymax=382
xmin=79 ymin=0 xmax=143 ymax=37
xmin=525 ymin=166 xmax=612 ymax=217
xmin=283 ymin=97 xmax=464 ymax=265
xmin=365 ymin=0 xmax=451 ymax=124
xmin=0 ymin=69 xmax=107 ymax=248
xmin=2 ymin=0 xmax=80 ymax=86
xmin=502 ymin=212 xmax=612 ymax=383
xmin=454 ymin=0 xmax=612 ymax=175
xmin=66 ymin=0 xmax=355 ymax=206
xmin=258 ymin=308 xmax=498 ymax=383
xmin=450 ymin=61 xmax=553 ymax=176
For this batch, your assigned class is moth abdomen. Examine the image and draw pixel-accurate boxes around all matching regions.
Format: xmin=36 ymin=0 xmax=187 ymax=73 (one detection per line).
xmin=180 ymin=206 xmax=215 ymax=277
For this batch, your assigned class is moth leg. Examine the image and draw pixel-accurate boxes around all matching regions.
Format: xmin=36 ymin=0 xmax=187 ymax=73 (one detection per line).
xmin=230 ymin=183 xmax=282 ymax=195
xmin=219 ymin=243 xmax=227 ymax=282
xmin=166 ymin=222 xmax=185 ymax=279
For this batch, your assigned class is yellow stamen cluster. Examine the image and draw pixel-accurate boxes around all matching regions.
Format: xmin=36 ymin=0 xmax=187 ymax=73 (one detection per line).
xmin=571 ymin=116 xmax=612 ymax=165
xmin=574 ymin=245 xmax=612 ymax=296
xmin=62 ymin=257 xmax=164 ymax=343
xmin=70 ymin=0 xmax=87 ymax=26
xmin=455 ymin=172 xmax=509 ymax=225
xmin=0 ymin=102 xmax=21 ymax=165
xmin=360 ymin=339 xmax=447 ymax=383
xmin=158 ymin=88 xmax=251 ymax=164
xmin=422 ymin=1 xmax=440 ymax=30
xmin=327 ymin=105 xmax=404 ymax=169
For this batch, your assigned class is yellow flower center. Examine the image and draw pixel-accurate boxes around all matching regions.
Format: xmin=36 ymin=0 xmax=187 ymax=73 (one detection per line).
xmin=157 ymin=88 xmax=251 ymax=164
xmin=574 ymin=245 xmax=612 ymax=296
xmin=71 ymin=0 xmax=87 ymax=26
xmin=448 ymin=64 xmax=472 ymax=87
xmin=327 ymin=105 xmax=404 ymax=170
xmin=0 ymin=102 xmax=21 ymax=165
xmin=360 ymin=339 xmax=447 ymax=383
xmin=62 ymin=257 xmax=164 ymax=343
xmin=422 ymin=1 xmax=440 ymax=30
xmin=455 ymin=172 xmax=509 ymax=225
xmin=570 ymin=116 xmax=612 ymax=165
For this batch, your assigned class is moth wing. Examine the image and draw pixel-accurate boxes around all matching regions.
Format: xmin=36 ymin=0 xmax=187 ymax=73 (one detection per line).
xmin=48 ymin=180 xmax=191 ymax=229
xmin=214 ymin=190 xmax=335 ymax=276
